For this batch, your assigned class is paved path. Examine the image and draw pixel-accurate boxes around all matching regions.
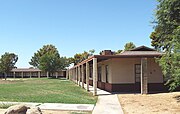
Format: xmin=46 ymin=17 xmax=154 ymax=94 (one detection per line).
xmin=92 ymin=94 xmax=124 ymax=114
xmin=78 ymin=82 xmax=124 ymax=114
xmin=39 ymin=103 xmax=94 ymax=111
xmin=0 ymin=102 xmax=94 ymax=111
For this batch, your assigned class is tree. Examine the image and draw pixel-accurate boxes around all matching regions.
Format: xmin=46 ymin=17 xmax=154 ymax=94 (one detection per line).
xmin=72 ymin=49 xmax=95 ymax=65
xmin=39 ymin=53 xmax=61 ymax=75
xmin=89 ymin=49 xmax=95 ymax=56
xmin=0 ymin=52 xmax=18 ymax=80
xmin=124 ymin=42 xmax=136 ymax=51
xmin=59 ymin=57 xmax=71 ymax=70
xmin=29 ymin=44 xmax=60 ymax=68
xmin=150 ymin=0 xmax=180 ymax=91
xmin=29 ymin=44 xmax=70 ymax=76
xmin=115 ymin=50 xmax=123 ymax=54
xmin=73 ymin=53 xmax=83 ymax=65
xmin=114 ymin=42 xmax=136 ymax=55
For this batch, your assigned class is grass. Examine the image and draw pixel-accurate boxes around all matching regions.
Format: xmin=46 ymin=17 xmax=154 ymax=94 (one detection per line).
xmin=0 ymin=78 xmax=97 ymax=104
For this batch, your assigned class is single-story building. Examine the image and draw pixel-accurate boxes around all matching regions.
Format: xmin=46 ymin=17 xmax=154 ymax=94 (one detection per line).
xmin=0 ymin=68 xmax=66 ymax=78
xmin=67 ymin=46 xmax=167 ymax=95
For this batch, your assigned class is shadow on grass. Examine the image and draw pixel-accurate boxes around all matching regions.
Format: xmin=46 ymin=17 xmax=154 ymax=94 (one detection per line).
xmin=47 ymin=77 xmax=67 ymax=80
xmin=0 ymin=103 xmax=14 ymax=109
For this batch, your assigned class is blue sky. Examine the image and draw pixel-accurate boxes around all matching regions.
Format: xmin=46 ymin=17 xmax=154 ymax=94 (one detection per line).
xmin=0 ymin=0 xmax=157 ymax=67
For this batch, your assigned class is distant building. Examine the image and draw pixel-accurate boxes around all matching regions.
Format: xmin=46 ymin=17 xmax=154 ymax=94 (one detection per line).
xmin=0 ymin=68 xmax=66 ymax=78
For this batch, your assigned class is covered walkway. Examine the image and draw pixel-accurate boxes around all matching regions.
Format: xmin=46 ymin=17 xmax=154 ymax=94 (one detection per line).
xmin=67 ymin=54 xmax=151 ymax=95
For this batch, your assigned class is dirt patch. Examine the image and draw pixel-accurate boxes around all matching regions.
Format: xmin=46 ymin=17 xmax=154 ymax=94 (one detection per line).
xmin=118 ymin=92 xmax=180 ymax=114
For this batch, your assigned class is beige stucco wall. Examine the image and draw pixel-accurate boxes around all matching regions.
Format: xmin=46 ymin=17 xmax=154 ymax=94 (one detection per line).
xmin=147 ymin=58 xmax=164 ymax=83
xmin=111 ymin=58 xmax=138 ymax=83
xmin=98 ymin=59 xmax=113 ymax=83
xmin=98 ymin=58 xmax=163 ymax=84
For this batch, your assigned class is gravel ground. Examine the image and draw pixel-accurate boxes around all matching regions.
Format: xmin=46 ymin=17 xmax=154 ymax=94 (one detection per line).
xmin=118 ymin=92 xmax=180 ymax=114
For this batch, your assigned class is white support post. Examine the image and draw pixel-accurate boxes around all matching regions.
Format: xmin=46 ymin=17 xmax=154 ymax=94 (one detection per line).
xmin=66 ymin=70 xmax=68 ymax=80
xmin=13 ymin=72 xmax=15 ymax=78
xmin=73 ymin=69 xmax=75 ymax=81
xmin=86 ymin=62 xmax=90 ymax=91
xmin=69 ymin=69 xmax=71 ymax=80
xmin=21 ymin=72 xmax=23 ymax=78
xmin=76 ymin=68 xmax=78 ymax=84
xmin=71 ymin=69 xmax=73 ymax=80
xmin=75 ymin=69 xmax=76 ymax=82
xmin=47 ymin=71 xmax=49 ymax=78
xmin=38 ymin=72 xmax=40 ymax=78
xmin=82 ymin=65 xmax=84 ymax=88
xmin=56 ymin=72 xmax=58 ymax=79
xmin=141 ymin=58 xmax=148 ymax=94
xmin=69 ymin=69 xmax=72 ymax=81
xmin=30 ymin=72 xmax=32 ymax=78
xmin=69 ymin=70 xmax=71 ymax=80
xmin=93 ymin=58 xmax=98 ymax=96
xmin=71 ymin=69 xmax=74 ymax=81
xmin=78 ymin=66 xmax=81 ymax=86
xmin=76 ymin=67 xmax=78 ymax=84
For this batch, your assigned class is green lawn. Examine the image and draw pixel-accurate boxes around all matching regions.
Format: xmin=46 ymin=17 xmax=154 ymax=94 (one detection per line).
xmin=0 ymin=78 xmax=97 ymax=104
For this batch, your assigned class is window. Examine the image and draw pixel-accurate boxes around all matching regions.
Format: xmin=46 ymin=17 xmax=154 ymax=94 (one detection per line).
xmin=98 ymin=67 xmax=102 ymax=81
xmin=105 ymin=65 xmax=109 ymax=83
xmin=135 ymin=64 xmax=141 ymax=83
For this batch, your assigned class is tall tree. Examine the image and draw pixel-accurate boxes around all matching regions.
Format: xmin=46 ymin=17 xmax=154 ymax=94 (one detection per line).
xmin=29 ymin=44 xmax=60 ymax=68
xmin=39 ymin=53 xmax=61 ymax=74
xmin=59 ymin=57 xmax=71 ymax=70
xmin=0 ymin=52 xmax=18 ymax=80
xmin=124 ymin=42 xmax=136 ymax=51
xmin=150 ymin=0 xmax=180 ymax=91
xmin=72 ymin=49 xmax=95 ymax=65
xmin=29 ymin=44 xmax=70 ymax=75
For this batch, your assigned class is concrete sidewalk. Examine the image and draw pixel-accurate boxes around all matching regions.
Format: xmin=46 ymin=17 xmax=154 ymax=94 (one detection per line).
xmin=0 ymin=102 xmax=94 ymax=111
xmin=92 ymin=94 xmax=124 ymax=114
xmin=39 ymin=103 xmax=94 ymax=111
xmin=78 ymin=82 xmax=124 ymax=114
